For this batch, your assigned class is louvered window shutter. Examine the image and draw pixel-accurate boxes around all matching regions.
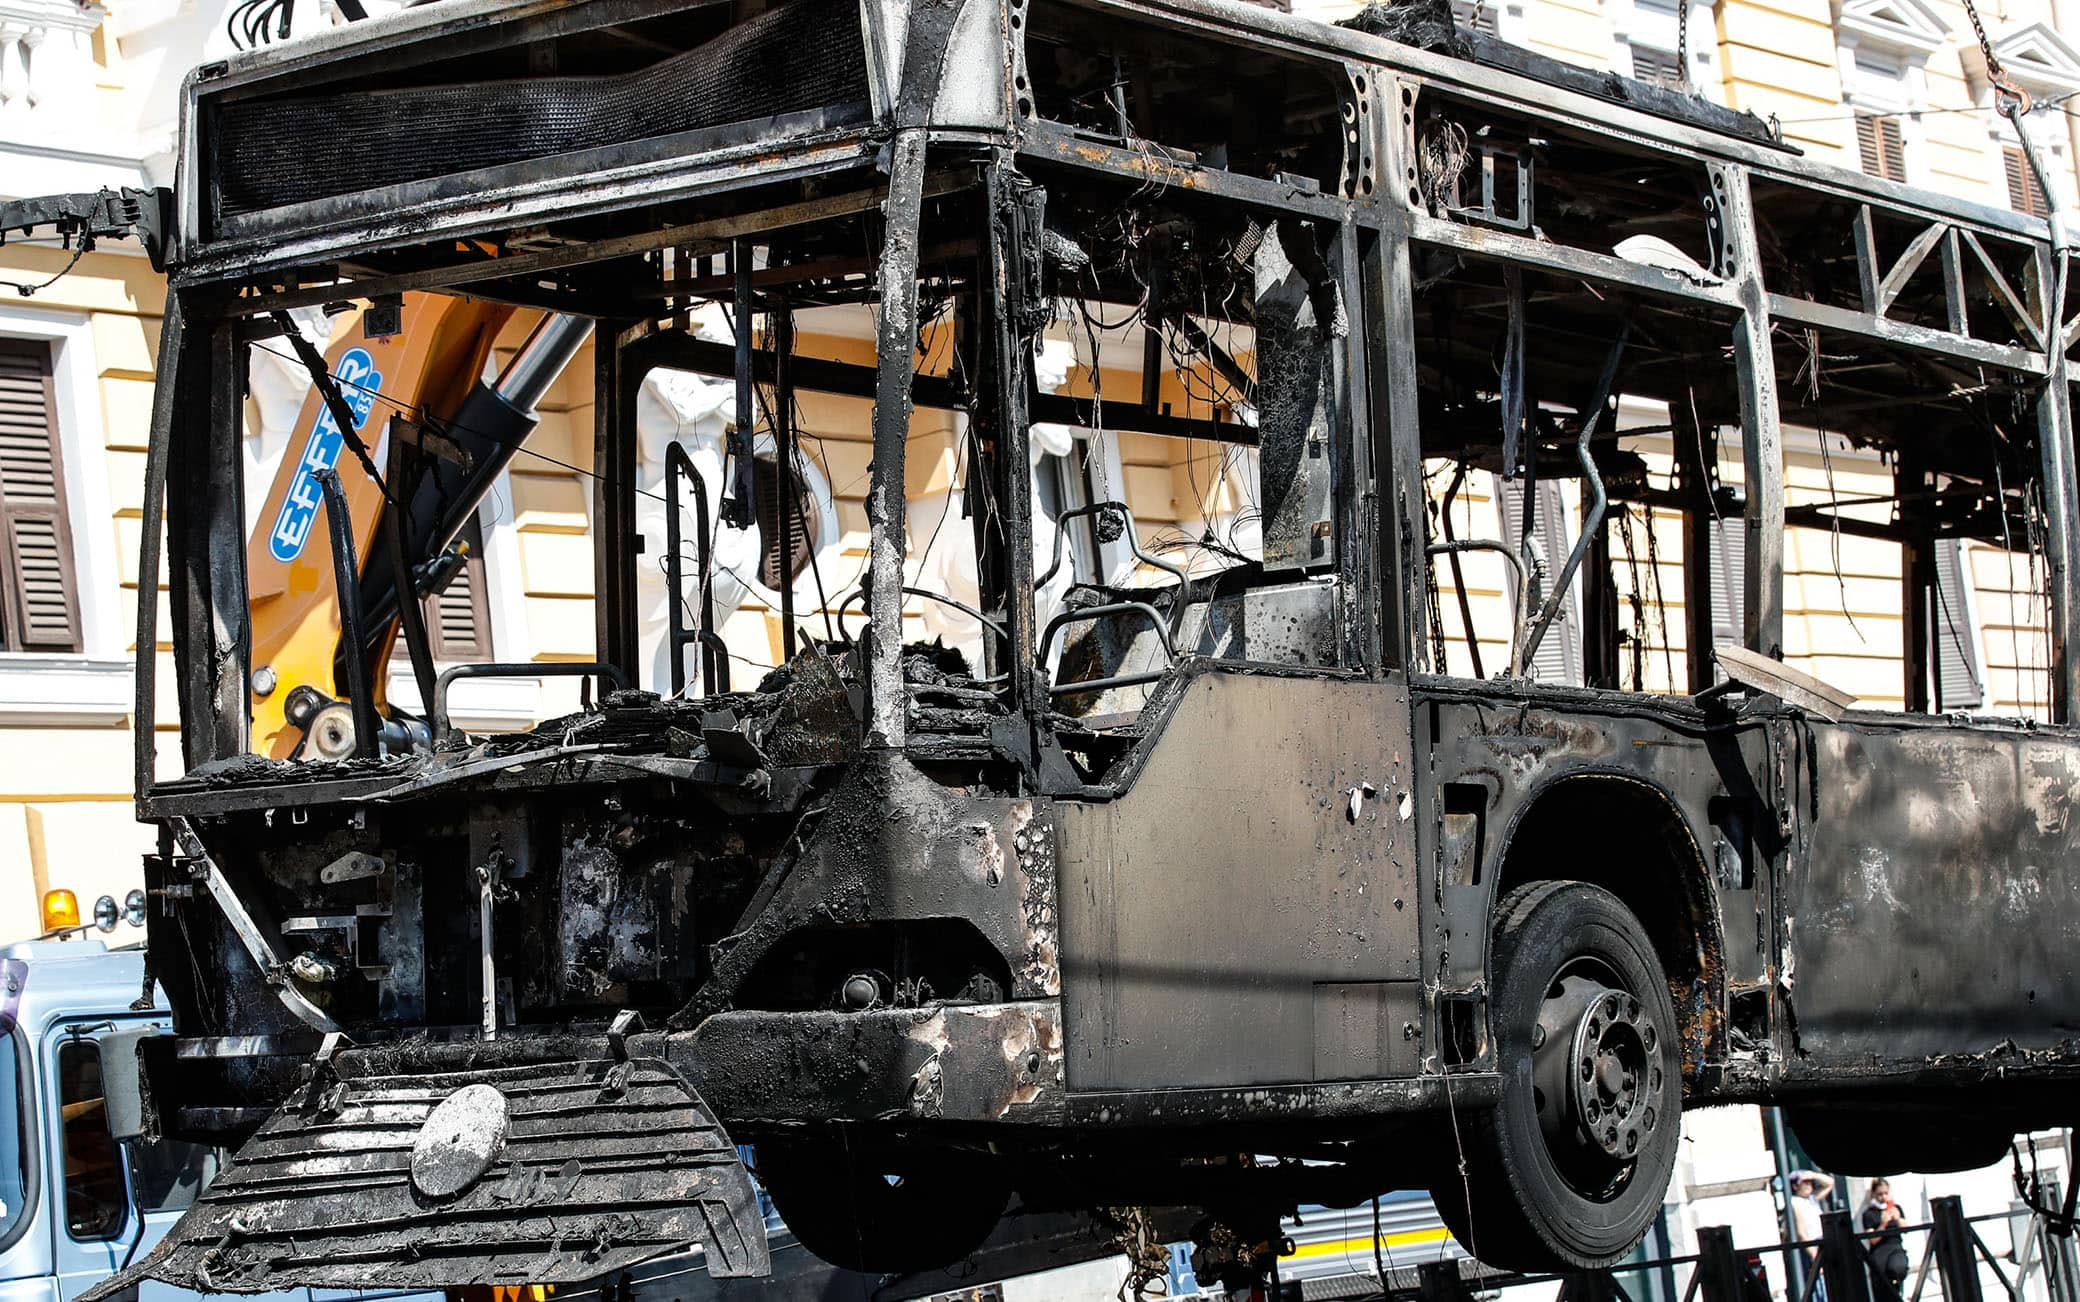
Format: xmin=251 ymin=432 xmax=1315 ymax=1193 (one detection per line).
xmin=1932 ymin=539 xmax=1983 ymax=710
xmin=2005 ymin=146 xmax=2049 ymax=218
xmin=1629 ymin=44 xmax=1684 ymax=89
xmin=1708 ymin=515 xmax=1746 ymax=652
xmin=398 ymin=516 xmax=492 ymax=661
xmin=754 ymin=455 xmax=819 ymax=590
xmin=428 ymin=550 xmax=492 ymax=660
xmin=1857 ymin=117 xmax=1906 ymax=182
xmin=0 ymin=341 xmax=81 ymax=653
xmin=1493 ymin=475 xmax=1583 ymax=685
xmin=1880 ymin=119 xmax=1906 ymax=180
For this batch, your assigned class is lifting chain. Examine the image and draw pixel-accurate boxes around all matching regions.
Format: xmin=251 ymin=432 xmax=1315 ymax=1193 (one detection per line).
xmin=1962 ymin=0 xmax=2033 ymax=113
xmin=1677 ymin=0 xmax=1691 ymax=87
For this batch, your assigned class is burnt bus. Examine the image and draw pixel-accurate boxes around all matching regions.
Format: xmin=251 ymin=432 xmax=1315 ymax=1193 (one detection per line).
xmin=88 ymin=0 xmax=2080 ymax=1287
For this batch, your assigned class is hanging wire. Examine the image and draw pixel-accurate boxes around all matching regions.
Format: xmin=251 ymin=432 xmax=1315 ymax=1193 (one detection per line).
xmin=0 ymin=238 xmax=93 ymax=298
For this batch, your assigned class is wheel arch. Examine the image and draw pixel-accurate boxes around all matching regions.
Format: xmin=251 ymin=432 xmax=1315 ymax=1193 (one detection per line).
xmin=1490 ymin=770 xmax=1726 ymax=1087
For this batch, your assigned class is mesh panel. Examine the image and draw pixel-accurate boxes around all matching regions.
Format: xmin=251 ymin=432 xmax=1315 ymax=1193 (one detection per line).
xmin=212 ymin=0 xmax=867 ymax=218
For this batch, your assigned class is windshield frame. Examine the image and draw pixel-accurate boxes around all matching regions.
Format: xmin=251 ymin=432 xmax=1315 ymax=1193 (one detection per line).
xmin=0 ymin=1018 xmax=40 ymax=1261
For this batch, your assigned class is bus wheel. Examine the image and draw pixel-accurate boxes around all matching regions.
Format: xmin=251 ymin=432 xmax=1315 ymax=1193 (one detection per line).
xmin=756 ymin=1142 xmax=1009 ymax=1274
xmin=1432 ymin=881 xmax=1683 ymax=1271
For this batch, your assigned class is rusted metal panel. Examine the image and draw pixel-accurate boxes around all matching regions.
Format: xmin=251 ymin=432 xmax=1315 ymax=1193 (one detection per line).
xmin=1057 ymin=670 xmax=1419 ymax=1091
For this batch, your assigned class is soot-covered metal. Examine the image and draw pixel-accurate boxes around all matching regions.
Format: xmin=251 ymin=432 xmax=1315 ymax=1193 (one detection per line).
xmin=89 ymin=0 xmax=2080 ymax=1288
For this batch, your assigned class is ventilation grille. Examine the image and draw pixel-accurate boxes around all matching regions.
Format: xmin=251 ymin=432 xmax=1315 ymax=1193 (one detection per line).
xmin=209 ymin=0 xmax=868 ymax=220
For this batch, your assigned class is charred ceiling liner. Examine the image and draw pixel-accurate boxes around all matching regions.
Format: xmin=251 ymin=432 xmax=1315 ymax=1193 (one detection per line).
xmin=206 ymin=0 xmax=869 ymax=219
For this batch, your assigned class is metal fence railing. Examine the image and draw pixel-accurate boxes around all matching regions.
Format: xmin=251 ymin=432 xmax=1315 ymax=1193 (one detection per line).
xmin=1354 ymin=1198 xmax=2079 ymax=1302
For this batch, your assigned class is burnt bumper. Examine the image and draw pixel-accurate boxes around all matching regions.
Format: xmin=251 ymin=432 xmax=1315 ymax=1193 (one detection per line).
xmin=681 ymin=999 xmax=1067 ymax=1126
xmin=85 ymin=1046 xmax=768 ymax=1298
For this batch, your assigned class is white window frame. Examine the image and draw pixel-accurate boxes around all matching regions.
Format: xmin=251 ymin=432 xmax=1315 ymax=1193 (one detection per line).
xmin=0 ymin=304 xmax=130 ymax=724
xmin=1611 ymin=0 xmax=1720 ymax=102
xmin=1835 ymin=0 xmax=1948 ymax=186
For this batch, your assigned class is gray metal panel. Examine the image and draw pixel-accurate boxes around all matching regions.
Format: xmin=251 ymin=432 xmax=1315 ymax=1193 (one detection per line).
xmin=1312 ymin=980 xmax=1423 ymax=1081
xmin=1057 ymin=671 xmax=1418 ymax=1091
xmin=1786 ymin=719 xmax=2080 ymax=1067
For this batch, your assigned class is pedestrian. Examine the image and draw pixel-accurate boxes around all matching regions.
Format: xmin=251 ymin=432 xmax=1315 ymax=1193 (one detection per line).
xmin=1789 ymin=1170 xmax=1836 ymax=1301
xmin=1861 ymin=1178 xmax=1910 ymax=1298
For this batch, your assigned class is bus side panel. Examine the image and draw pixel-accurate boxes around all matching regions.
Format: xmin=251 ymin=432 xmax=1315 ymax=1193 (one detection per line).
xmin=1056 ymin=672 xmax=1420 ymax=1093
xmin=1787 ymin=720 xmax=2080 ymax=1069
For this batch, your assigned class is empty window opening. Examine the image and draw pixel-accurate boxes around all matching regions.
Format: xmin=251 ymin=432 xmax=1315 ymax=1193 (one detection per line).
xmin=1412 ymin=255 xmax=1741 ymax=694
xmin=1771 ymin=323 xmax=2052 ymax=716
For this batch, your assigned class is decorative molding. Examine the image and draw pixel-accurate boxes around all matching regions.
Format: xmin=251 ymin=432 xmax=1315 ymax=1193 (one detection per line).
xmin=1836 ymin=0 xmax=1950 ymax=57
xmin=1966 ymin=22 xmax=2080 ymax=95
xmin=0 ymin=657 xmax=131 ymax=725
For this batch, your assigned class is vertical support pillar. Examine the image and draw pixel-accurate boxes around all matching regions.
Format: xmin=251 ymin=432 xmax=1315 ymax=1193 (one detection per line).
xmin=171 ymin=308 xmax=250 ymax=768
xmin=1720 ymin=166 xmax=1785 ymax=657
xmin=2030 ymin=247 xmax=2080 ymax=720
xmin=1679 ymin=406 xmax=1720 ymax=693
xmin=980 ymin=157 xmax=1040 ymax=719
xmin=728 ymin=239 xmax=757 ymax=530
xmin=865 ymin=128 xmax=929 ymax=748
xmin=206 ymin=320 xmax=251 ymax=758
xmin=1902 ymin=449 xmax=1934 ymax=713
xmin=1694 ymin=1225 xmax=1745 ymax=1302
xmin=1820 ymin=1210 xmax=1874 ymax=1302
xmin=1931 ymin=1196 xmax=1984 ymax=1302
xmin=1368 ymin=209 xmax=1429 ymax=669
xmin=1334 ymin=221 xmax=1378 ymax=671
xmin=593 ymin=320 xmax=641 ymax=685
xmin=772 ymin=300 xmax=797 ymax=661
xmin=135 ymin=289 xmax=184 ymax=802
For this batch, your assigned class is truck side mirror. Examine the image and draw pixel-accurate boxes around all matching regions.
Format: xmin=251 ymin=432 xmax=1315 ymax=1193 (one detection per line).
xmin=99 ymin=1027 xmax=167 ymax=1144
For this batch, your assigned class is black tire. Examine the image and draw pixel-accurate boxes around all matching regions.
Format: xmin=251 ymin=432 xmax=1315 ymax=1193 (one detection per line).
xmin=1431 ymin=881 xmax=1683 ymax=1271
xmin=1786 ymin=1106 xmax=2015 ymax=1175
xmin=755 ymin=1141 xmax=1009 ymax=1275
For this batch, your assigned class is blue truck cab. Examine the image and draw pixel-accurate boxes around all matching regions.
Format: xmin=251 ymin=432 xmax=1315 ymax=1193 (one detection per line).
xmin=0 ymin=937 xmax=431 ymax=1302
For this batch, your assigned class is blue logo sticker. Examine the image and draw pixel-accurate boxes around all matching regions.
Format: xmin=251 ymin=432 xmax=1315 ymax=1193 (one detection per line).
xmin=269 ymin=347 xmax=385 ymax=563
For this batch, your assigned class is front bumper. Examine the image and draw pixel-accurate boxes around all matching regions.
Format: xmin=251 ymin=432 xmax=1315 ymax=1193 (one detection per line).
xmin=86 ymin=1045 xmax=769 ymax=1298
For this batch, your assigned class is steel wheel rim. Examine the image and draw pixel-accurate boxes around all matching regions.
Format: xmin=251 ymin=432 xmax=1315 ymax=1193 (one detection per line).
xmin=1528 ymin=956 xmax=1666 ymax=1200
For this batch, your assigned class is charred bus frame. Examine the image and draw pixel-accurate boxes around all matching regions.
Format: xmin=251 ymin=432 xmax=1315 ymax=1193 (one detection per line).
xmin=109 ymin=0 xmax=2080 ymax=1289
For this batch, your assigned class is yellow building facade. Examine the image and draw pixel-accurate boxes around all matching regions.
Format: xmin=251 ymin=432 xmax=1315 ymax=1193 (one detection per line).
xmin=0 ymin=0 xmax=2074 ymax=943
